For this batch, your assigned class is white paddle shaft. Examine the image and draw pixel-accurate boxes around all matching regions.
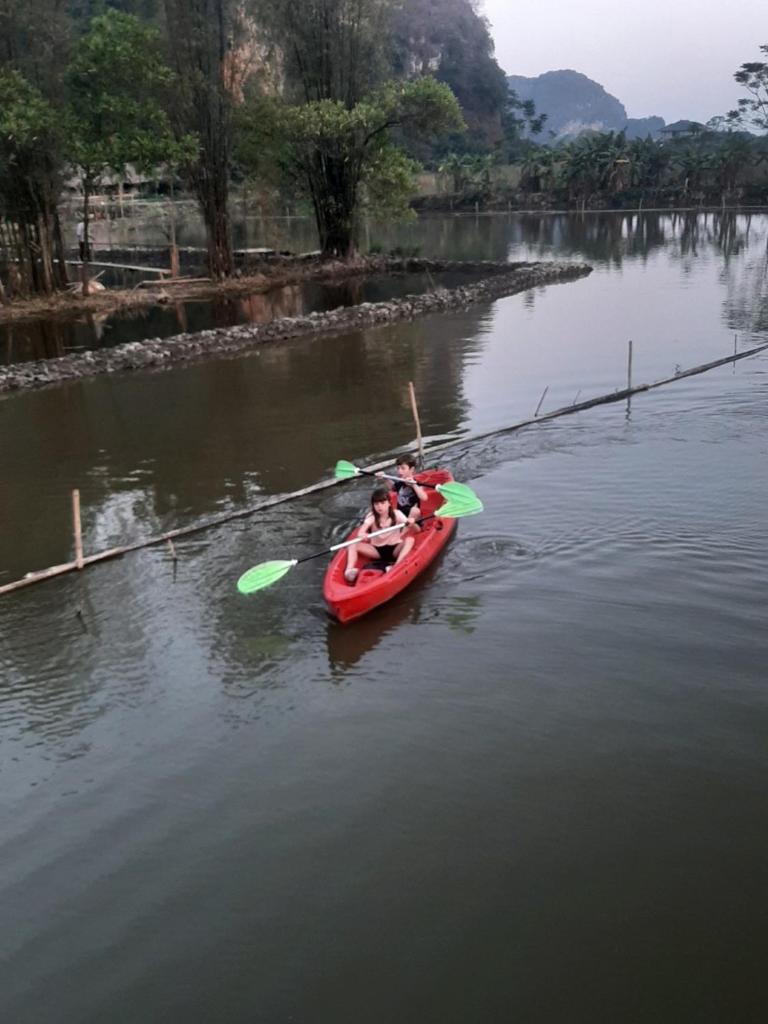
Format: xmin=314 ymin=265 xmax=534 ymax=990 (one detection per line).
xmin=329 ymin=519 xmax=410 ymax=553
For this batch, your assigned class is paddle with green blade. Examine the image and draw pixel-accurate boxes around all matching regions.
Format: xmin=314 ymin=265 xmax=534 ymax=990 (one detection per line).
xmin=236 ymin=490 xmax=483 ymax=595
xmin=334 ymin=459 xmax=477 ymax=505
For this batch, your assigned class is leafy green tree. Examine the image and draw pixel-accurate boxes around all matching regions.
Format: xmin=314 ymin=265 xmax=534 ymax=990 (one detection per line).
xmin=251 ymin=0 xmax=463 ymax=256
xmin=499 ymin=90 xmax=547 ymax=162
xmin=438 ymin=152 xmax=472 ymax=193
xmin=163 ymin=0 xmax=249 ymax=278
xmin=282 ymin=78 xmax=462 ymax=255
xmin=520 ymin=147 xmax=560 ymax=193
xmin=0 ymin=69 xmax=66 ymax=295
xmin=0 ymin=1 xmax=78 ymax=296
xmin=670 ymin=144 xmax=711 ymax=195
xmin=66 ymin=9 xmax=190 ymax=292
xmin=725 ymin=45 xmax=768 ymax=133
xmin=708 ymin=134 xmax=755 ymax=193
xmin=627 ymin=137 xmax=670 ymax=190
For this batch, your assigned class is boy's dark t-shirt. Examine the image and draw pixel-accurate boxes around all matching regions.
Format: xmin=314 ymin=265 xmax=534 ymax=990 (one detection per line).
xmin=393 ymin=479 xmax=419 ymax=515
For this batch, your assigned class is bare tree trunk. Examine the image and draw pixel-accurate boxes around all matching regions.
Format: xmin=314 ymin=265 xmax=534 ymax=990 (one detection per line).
xmin=198 ymin=172 xmax=232 ymax=278
xmin=81 ymin=178 xmax=92 ymax=298
xmin=0 ymin=220 xmax=9 ymax=304
xmin=308 ymin=157 xmax=358 ymax=259
xmin=52 ymin=209 xmax=69 ymax=288
xmin=168 ymin=179 xmax=179 ymax=278
xmin=36 ymin=212 xmax=54 ymax=295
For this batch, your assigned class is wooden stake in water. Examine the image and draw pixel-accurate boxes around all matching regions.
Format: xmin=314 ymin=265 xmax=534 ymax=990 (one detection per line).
xmin=72 ymin=489 xmax=84 ymax=570
xmin=627 ymin=339 xmax=634 ymax=392
xmin=408 ymin=381 xmax=425 ymax=469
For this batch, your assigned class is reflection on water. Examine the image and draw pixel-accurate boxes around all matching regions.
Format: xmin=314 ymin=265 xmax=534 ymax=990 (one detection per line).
xmin=325 ymin=556 xmax=445 ymax=674
xmin=5 ymin=212 xmax=766 ymax=366
xmin=1 ymin=212 xmax=767 ymax=1024
xmin=1 ymin=271 xmax=480 ymax=365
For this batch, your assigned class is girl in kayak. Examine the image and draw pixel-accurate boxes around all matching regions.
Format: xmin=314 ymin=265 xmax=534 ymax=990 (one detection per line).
xmin=344 ymin=485 xmax=414 ymax=584
xmin=377 ymin=454 xmax=428 ymax=529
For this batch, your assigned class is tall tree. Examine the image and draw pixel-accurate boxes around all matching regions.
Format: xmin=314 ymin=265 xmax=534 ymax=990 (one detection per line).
xmin=725 ymin=45 xmax=768 ymax=133
xmin=66 ymin=9 xmax=188 ymax=293
xmin=256 ymin=0 xmax=396 ymax=107
xmin=163 ymin=0 xmax=245 ymax=278
xmin=250 ymin=0 xmax=462 ymax=256
xmin=0 ymin=0 xmax=73 ymax=294
xmin=282 ymin=78 xmax=462 ymax=256
xmin=0 ymin=70 xmax=66 ymax=295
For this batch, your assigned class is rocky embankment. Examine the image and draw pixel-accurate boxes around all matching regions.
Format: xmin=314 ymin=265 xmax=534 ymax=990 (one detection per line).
xmin=0 ymin=259 xmax=591 ymax=394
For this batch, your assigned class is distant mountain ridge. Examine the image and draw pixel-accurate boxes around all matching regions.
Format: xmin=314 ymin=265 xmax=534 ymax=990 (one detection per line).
xmin=506 ymin=69 xmax=665 ymax=141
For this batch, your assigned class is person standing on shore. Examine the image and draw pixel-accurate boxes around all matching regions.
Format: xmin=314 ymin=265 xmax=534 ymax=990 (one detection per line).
xmin=76 ymin=217 xmax=92 ymax=262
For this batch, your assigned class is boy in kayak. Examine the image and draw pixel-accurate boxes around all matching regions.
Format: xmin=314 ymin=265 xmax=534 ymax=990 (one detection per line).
xmin=377 ymin=454 xmax=427 ymax=530
xmin=344 ymin=485 xmax=414 ymax=584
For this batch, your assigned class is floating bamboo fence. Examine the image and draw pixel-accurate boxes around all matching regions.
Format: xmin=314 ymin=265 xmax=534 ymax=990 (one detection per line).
xmin=1 ymin=339 xmax=766 ymax=598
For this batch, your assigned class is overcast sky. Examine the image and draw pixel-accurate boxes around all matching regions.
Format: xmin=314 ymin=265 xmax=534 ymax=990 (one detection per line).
xmin=482 ymin=0 xmax=766 ymax=124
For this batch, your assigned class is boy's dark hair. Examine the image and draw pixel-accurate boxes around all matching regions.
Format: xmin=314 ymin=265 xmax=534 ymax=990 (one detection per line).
xmin=395 ymin=453 xmax=416 ymax=469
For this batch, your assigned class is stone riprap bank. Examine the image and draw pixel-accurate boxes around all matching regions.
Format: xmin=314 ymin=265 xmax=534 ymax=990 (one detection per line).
xmin=0 ymin=260 xmax=591 ymax=394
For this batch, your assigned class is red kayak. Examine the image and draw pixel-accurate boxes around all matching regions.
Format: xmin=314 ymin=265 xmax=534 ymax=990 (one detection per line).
xmin=323 ymin=469 xmax=456 ymax=624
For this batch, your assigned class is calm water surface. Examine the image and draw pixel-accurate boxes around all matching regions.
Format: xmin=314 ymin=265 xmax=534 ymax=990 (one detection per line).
xmin=0 ymin=270 xmax=481 ymax=365
xmin=1 ymin=212 xmax=766 ymax=1023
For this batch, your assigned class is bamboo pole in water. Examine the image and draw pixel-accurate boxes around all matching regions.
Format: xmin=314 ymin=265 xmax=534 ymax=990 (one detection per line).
xmin=408 ymin=381 xmax=425 ymax=469
xmin=2 ymin=340 xmax=767 ymax=598
xmin=72 ymin=489 xmax=84 ymax=570
xmin=627 ymin=340 xmax=633 ymax=392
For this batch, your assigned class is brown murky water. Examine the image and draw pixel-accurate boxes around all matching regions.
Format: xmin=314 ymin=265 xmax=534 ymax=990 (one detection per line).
xmin=1 ymin=212 xmax=766 ymax=1023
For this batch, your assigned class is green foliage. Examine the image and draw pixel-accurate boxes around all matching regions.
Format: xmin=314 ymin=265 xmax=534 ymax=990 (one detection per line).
xmin=65 ymin=9 xmax=188 ymax=180
xmin=498 ymin=89 xmax=547 ymax=162
xmin=0 ymin=67 xmax=67 ymax=293
xmin=514 ymin=126 xmax=767 ymax=206
xmin=724 ymin=44 xmax=768 ymax=133
xmin=437 ymin=151 xmax=493 ymax=196
xmin=362 ymin=145 xmax=420 ymax=220
xmin=232 ymin=95 xmax=291 ymax=186
xmin=0 ymin=69 xmax=63 ymax=213
xmin=255 ymin=76 xmax=462 ymax=255
xmin=0 ymin=69 xmax=59 ymax=154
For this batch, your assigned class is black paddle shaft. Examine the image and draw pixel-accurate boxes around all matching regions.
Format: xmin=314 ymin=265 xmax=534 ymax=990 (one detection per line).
xmin=358 ymin=468 xmax=438 ymax=490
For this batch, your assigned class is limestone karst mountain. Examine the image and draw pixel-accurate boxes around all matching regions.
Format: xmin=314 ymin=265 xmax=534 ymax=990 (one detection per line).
xmin=506 ymin=69 xmax=665 ymax=140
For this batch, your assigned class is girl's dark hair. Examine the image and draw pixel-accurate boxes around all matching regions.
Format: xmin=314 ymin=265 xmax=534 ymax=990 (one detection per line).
xmin=370 ymin=485 xmax=393 ymax=527
xmin=396 ymin=453 xmax=416 ymax=469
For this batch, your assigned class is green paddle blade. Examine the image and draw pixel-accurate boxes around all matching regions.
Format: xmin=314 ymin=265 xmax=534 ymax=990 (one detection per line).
xmin=334 ymin=459 xmax=360 ymax=481
xmin=436 ymin=493 xmax=484 ymax=518
xmin=237 ymin=559 xmax=298 ymax=595
xmin=435 ymin=480 xmax=479 ymax=504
